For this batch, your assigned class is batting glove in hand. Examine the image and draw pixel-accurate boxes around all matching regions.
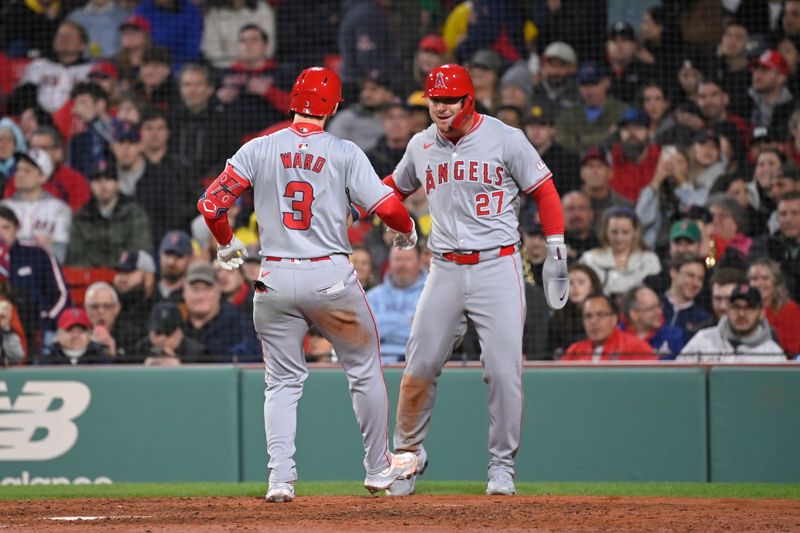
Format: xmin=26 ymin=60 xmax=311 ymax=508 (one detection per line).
xmin=392 ymin=219 xmax=418 ymax=250
xmin=217 ymin=236 xmax=248 ymax=270
xmin=541 ymin=235 xmax=569 ymax=310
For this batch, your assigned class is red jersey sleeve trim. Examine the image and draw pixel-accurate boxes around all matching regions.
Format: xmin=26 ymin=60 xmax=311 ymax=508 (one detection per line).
xmin=366 ymin=191 xmax=394 ymax=214
xmin=522 ymin=172 xmax=553 ymax=194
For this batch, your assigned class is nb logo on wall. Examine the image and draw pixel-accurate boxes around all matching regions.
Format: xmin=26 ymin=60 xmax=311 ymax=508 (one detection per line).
xmin=0 ymin=381 xmax=91 ymax=460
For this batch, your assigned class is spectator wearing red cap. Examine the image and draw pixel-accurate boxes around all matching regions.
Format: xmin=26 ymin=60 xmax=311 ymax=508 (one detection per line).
xmin=88 ymin=61 xmax=122 ymax=109
xmin=67 ymin=0 xmax=130 ymax=59
xmin=42 ymin=307 xmax=113 ymax=365
xmin=113 ymin=15 xmax=152 ymax=93
xmin=413 ymin=34 xmax=448 ymax=90
xmin=745 ymin=50 xmax=794 ymax=141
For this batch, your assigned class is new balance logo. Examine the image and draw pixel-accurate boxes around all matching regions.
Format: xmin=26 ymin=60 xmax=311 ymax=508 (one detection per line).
xmin=0 ymin=381 xmax=91 ymax=460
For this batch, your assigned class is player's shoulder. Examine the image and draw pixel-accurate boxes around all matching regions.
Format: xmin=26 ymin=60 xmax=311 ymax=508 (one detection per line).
xmin=478 ymin=114 xmax=524 ymax=136
xmin=407 ymin=127 xmax=436 ymax=150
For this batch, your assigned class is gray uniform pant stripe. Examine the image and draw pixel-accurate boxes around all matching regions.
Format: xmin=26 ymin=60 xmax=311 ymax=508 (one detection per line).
xmin=256 ymin=256 xmax=391 ymax=483
xmin=394 ymin=253 xmax=525 ymax=476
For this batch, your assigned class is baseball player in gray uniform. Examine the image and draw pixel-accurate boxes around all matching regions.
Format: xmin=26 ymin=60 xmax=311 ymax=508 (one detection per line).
xmin=197 ymin=67 xmax=418 ymax=502
xmin=380 ymin=64 xmax=570 ymax=496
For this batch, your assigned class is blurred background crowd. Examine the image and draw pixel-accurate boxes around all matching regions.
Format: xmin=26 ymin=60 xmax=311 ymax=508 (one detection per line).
xmin=0 ymin=0 xmax=799 ymax=365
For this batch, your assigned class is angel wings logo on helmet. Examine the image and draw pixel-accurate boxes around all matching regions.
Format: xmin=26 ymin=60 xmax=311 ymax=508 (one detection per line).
xmin=434 ymin=72 xmax=447 ymax=90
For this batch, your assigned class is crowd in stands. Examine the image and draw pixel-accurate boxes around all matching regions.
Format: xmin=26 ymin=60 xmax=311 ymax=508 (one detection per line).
xmin=0 ymin=0 xmax=799 ymax=365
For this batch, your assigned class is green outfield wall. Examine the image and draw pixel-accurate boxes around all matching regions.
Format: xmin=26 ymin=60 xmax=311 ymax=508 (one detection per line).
xmin=0 ymin=366 xmax=797 ymax=484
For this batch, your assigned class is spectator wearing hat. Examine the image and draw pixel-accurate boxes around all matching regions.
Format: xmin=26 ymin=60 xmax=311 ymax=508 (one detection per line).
xmin=677 ymin=283 xmax=786 ymax=362
xmin=644 ymin=219 xmax=706 ymax=291
xmin=202 ymin=0 xmax=276 ymax=69
xmin=531 ymin=41 xmax=580 ymax=120
xmin=687 ymin=129 xmax=727 ymax=192
xmin=42 ymin=307 xmax=113 ymax=365
xmin=706 ymin=268 xmax=748 ymax=325
xmin=133 ymin=0 xmax=203 ymax=69
xmin=745 ymin=50 xmax=794 ymax=141
xmin=579 ymin=207 xmax=661 ymax=299
xmin=328 ymin=71 xmax=396 ymax=153
xmin=67 ymin=158 xmax=152 ymax=267
xmin=747 ymin=257 xmax=800 ymax=357
xmin=556 ymin=61 xmax=625 ymax=155
xmin=609 ymin=107 xmax=662 ymax=202
xmin=620 ymin=285 xmax=686 ymax=359
xmin=0 ymin=118 xmax=27 ymax=191
xmin=156 ymin=230 xmax=194 ymax=304
xmin=499 ymin=62 xmax=533 ymax=113
xmin=114 ymin=16 xmax=152 ymax=94
xmin=578 ymin=146 xmax=632 ymax=219
xmin=367 ymin=102 xmax=414 ymax=179
xmin=112 ymin=249 xmax=157 ymax=360
xmin=694 ymin=80 xmax=748 ymax=168
xmin=466 ymin=49 xmax=502 ymax=115
xmin=522 ymin=106 xmax=581 ymax=194
xmin=1 ymin=148 xmax=72 ymax=263
xmin=6 ymin=21 xmax=92 ymax=115
xmin=0 ymin=205 xmax=70 ymax=357
xmin=216 ymin=23 xmax=293 ymax=137
xmin=606 ymin=21 xmax=654 ymax=105
xmin=562 ymin=293 xmax=657 ymax=361
xmin=413 ymin=34 xmax=448 ymax=90
xmin=88 ymin=61 xmax=123 ymax=110
xmin=561 ymin=191 xmax=599 ymax=262
xmin=110 ymin=119 xmax=192 ymax=245
xmin=750 ymin=191 xmax=800 ymax=300
xmin=0 ymin=240 xmax=27 ymax=365
xmin=133 ymin=46 xmax=178 ymax=112
xmin=4 ymin=126 xmax=91 ymax=213
xmin=67 ymin=0 xmax=130 ymax=59
xmin=136 ymin=301 xmax=208 ymax=365
xmin=67 ymin=82 xmax=114 ymax=179
xmin=182 ymin=261 xmax=257 ymax=361
xmin=661 ymin=253 xmax=712 ymax=340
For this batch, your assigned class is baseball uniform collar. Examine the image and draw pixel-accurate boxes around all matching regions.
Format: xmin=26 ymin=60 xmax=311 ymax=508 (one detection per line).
xmin=290 ymin=122 xmax=324 ymax=136
xmin=436 ymin=113 xmax=484 ymax=145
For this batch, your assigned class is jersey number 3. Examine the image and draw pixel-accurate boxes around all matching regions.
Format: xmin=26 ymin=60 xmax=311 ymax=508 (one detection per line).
xmin=475 ymin=191 xmax=504 ymax=217
xmin=282 ymin=181 xmax=314 ymax=230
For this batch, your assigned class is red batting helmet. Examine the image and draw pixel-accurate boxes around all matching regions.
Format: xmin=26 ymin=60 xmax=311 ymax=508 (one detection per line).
xmin=289 ymin=67 xmax=343 ymax=117
xmin=425 ymin=64 xmax=475 ymax=129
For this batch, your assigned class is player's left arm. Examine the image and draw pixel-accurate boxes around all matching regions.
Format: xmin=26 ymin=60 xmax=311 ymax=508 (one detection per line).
xmin=506 ymin=129 xmax=568 ymax=309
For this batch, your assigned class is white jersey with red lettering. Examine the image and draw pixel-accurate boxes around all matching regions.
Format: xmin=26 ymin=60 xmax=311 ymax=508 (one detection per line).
xmin=228 ymin=123 xmax=393 ymax=258
xmin=391 ymin=114 xmax=552 ymax=253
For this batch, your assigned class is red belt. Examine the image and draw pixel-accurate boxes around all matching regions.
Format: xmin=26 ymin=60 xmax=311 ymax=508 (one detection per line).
xmin=441 ymin=244 xmax=516 ymax=265
xmin=264 ymin=255 xmax=332 ymax=262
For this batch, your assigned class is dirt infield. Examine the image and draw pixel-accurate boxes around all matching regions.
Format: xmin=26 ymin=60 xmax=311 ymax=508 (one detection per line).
xmin=1 ymin=495 xmax=798 ymax=532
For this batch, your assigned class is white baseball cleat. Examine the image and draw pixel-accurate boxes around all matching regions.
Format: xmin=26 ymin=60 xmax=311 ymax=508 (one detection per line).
xmin=386 ymin=449 xmax=428 ymax=497
xmin=265 ymin=482 xmax=295 ymax=502
xmin=486 ymin=473 xmax=516 ymax=496
xmin=364 ymin=452 xmax=418 ymax=493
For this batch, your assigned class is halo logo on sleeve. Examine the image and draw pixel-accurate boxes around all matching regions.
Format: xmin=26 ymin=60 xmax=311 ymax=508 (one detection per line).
xmin=0 ymin=381 xmax=91 ymax=460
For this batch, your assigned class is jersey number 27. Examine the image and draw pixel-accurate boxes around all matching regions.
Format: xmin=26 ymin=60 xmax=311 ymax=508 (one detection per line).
xmin=282 ymin=181 xmax=314 ymax=230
